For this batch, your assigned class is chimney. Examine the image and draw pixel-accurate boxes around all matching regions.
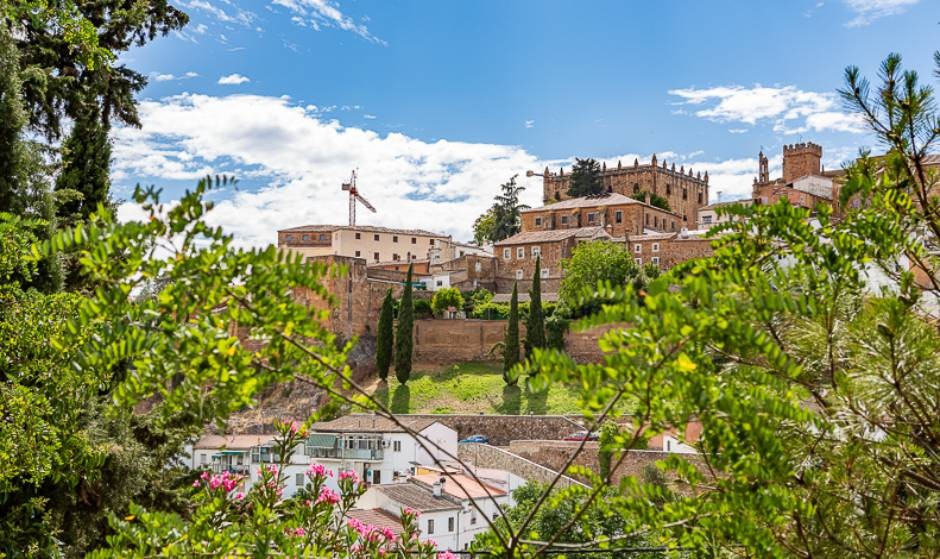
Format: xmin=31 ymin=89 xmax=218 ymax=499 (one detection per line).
xmin=432 ymin=476 xmax=445 ymax=497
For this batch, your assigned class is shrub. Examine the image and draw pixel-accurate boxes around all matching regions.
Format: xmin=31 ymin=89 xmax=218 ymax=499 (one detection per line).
xmin=502 ymin=283 xmax=520 ymax=385
xmin=545 ymin=314 xmax=568 ymax=350
xmin=376 ymin=289 xmax=394 ymax=380
xmin=430 ymin=287 xmax=464 ymax=317
xmin=413 ymin=298 xmax=433 ymax=319
xmin=394 ymin=265 xmax=414 ymax=383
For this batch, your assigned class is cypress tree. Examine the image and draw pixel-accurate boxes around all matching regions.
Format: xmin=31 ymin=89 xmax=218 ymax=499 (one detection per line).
xmin=376 ymin=289 xmax=394 ymax=381
xmin=55 ymin=95 xmax=111 ymax=222
xmin=525 ymin=256 xmax=545 ymax=355
xmin=394 ymin=264 xmax=414 ymax=384
xmin=503 ymin=282 xmax=520 ymax=385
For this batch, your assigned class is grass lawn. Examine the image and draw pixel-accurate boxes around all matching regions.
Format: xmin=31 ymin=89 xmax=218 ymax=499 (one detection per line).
xmin=366 ymin=361 xmax=583 ymax=415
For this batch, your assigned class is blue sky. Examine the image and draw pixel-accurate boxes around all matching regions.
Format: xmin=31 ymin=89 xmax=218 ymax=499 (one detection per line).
xmin=115 ymin=0 xmax=939 ymax=244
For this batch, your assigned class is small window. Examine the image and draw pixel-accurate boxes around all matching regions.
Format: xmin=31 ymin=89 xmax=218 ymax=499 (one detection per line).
xmin=645 ymin=214 xmax=650 ymax=225
xmin=356 ymin=232 xmax=361 ymax=239
xmin=448 ymin=517 xmax=455 ymax=532
xmin=652 ymin=243 xmax=660 ymax=252
xmin=534 ymin=217 xmax=542 ymax=227
xmin=285 ymin=234 xmax=294 ymax=241
xmin=393 ymin=440 xmax=401 ymax=452
xmin=666 ymin=184 xmax=672 ymax=195
xmin=429 ymin=239 xmax=435 ymax=246
xmin=635 ymin=257 xmax=642 ymax=265
xmin=517 ymin=247 xmax=525 ymax=258
xmin=702 ymin=215 xmax=712 ymax=225
xmin=393 ymin=254 xmax=400 ymax=261
xmin=302 ymin=234 xmax=310 ymax=241
xmin=319 ymin=233 xmax=328 ymax=241
xmin=561 ymin=215 xmax=568 ymax=225
xmin=615 ymin=210 xmax=623 ymax=224
xmin=374 ymin=234 xmax=380 ymax=241
xmin=587 ymin=212 xmax=596 ymax=224
xmin=541 ymin=267 xmax=549 ymax=278
xmin=652 ymin=256 xmax=660 ymax=266
xmin=682 ymin=188 xmax=688 ymax=201
xmin=475 ymin=262 xmax=482 ymax=272
xmin=698 ymin=191 xmax=703 ymax=204
xmin=373 ymin=252 xmax=380 ymax=261
xmin=515 ymin=270 xmax=523 ymax=280
xmin=393 ymin=235 xmax=398 ymax=243
xmin=654 ymin=216 xmax=659 ymax=228
xmin=470 ymin=511 xmax=477 ymax=525
xmin=355 ymin=250 xmax=361 ymax=257
xmin=200 ymin=453 xmax=207 ymax=465
xmin=427 ymin=519 xmax=434 ymax=535
xmin=503 ymin=248 xmax=511 ymax=259
xmin=634 ymin=244 xmax=642 ymax=253
xmin=295 ymin=473 xmax=304 ymax=487
xmin=436 ymin=280 xmax=443 ymax=287
xmin=411 ymin=237 xmax=417 ymax=244
xmin=531 ymin=246 xmax=541 ymax=258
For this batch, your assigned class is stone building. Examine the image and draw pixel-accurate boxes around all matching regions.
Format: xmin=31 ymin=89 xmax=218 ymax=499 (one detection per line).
xmin=521 ymin=192 xmax=683 ymax=237
xmin=628 ymin=230 xmax=714 ymax=270
xmin=277 ymin=224 xmax=451 ymax=264
xmin=494 ymin=226 xmax=611 ymax=293
xmin=540 ymin=154 xmax=710 ymax=227
xmin=752 ymin=143 xmax=838 ymax=210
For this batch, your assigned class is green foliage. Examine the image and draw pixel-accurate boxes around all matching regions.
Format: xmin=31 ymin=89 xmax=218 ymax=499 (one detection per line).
xmin=413 ymin=297 xmax=432 ymax=319
xmin=524 ymin=256 xmax=545 ymax=355
xmin=375 ymin=289 xmax=394 ymax=381
xmin=0 ymin=25 xmax=27 ymax=215
xmin=566 ymin=158 xmax=604 ymax=197
xmin=430 ymin=287 xmax=464 ymax=316
xmin=502 ymin=283 xmax=520 ymax=385
xmin=468 ymin=287 xmax=493 ymax=310
xmin=544 ymin=313 xmax=568 ymax=350
xmin=597 ymin=422 xmax=619 ymax=480
xmin=559 ymin=240 xmax=639 ymax=315
xmin=473 ymin=175 xmax=529 ymax=243
xmin=631 ymin=190 xmax=671 ymax=211
xmin=54 ymin=93 xmax=111 ymax=223
xmin=394 ymin=264 xmax=414 ymax=383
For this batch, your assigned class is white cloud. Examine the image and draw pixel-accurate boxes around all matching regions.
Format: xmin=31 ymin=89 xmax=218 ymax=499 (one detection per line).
xmin=272 ymin=0 xmax=385 ymax=45
xmin=728 ymin=128 xmax=749 ymax=134
xmin=524 ymin=120 xmax=535 ymax=129
xmin=844 ymin=0 xmax=918 ymax=26
xmin=669 ymin=85 xmax=865 ymax=135
xmin=152 ymin=71 xmax=199 ymax=82
xmin=363 ymin=114 xmax=377 ymax=119
xmin=182 ymin=0 xmax=255 ymax=27
xmin=193 ymin=23 xmax=209 ymax=34
xmin=218 ymin=73 xmax=250 ymax=85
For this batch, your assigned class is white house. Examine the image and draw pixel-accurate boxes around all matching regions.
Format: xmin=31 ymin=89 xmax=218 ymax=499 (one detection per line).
xmin=189 ymin=433 xmax=313 ymax=498
xmin=304 ymin=415 xmax=458 ymax=490
xmin=356 ymin=471 xmax=512 ymax=552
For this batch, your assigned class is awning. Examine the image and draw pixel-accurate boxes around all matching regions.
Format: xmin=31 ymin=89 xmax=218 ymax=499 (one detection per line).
xmin=306 ymin=434 xmax=338 ymax=448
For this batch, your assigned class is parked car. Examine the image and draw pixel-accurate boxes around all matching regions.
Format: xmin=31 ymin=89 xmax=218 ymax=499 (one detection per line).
xmin=562 ymin=430 xmax=599 ymax=441
xmin=459 ymin=435 xmax=489 ymax=444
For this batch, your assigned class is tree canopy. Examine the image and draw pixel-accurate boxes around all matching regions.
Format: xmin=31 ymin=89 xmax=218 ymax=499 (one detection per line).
xmin=473 ymin=175 xmax=530 ymax=244
xmin=567 ymin=158 xmax=604 ymax=197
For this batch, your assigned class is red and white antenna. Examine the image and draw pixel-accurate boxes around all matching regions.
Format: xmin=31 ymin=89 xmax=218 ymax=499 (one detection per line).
xmin=341 ymin=169 xmax=377 ymax=226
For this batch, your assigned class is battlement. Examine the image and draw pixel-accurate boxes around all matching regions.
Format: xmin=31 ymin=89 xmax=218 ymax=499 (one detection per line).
xmin=542 ymin=155 xmax=709 ymax=185
xmin=783 ymin=142 xmax=822 ymax=155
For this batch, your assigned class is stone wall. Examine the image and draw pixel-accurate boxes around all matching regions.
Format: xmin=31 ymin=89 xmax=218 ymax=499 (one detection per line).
xmin=405 ymin=414 xmax=584 ymax=447
xmin=507 ymin=440 xmax=705 ymax=487
xmin=458 ymin=443 xmax=586 ymax=489
xmin=413 ymin=319 xmax=525 ymax=363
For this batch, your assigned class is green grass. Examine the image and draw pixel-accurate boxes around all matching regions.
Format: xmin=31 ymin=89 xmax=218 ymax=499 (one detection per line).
xmin=368 ymin=361 xmax=583 ymax=415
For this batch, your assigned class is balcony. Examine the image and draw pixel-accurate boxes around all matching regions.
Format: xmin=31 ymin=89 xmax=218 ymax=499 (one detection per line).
xmin=307 ymin=447 xmax=384 ymax=461
xmin=305 ymin=433 xmax=384 ymax=462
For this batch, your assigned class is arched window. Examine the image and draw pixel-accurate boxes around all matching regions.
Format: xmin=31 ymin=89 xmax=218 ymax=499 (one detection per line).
xmin=633 ymin=183 xmax=640 ymax=194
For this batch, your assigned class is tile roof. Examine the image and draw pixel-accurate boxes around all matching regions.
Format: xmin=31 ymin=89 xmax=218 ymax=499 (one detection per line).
xmin=346 ymin=509 xmax=405 ymax=536
xmin=412 ymin=473 xmax=507 ymax=500
xmin=373 ymin=482 xmax=462 ymax=512
xmin=194 ymin=434 xmax=276 ymax=450
xmin=521 ymin=192 xmax=641 ymax=213
xmin=494 ymin=226 xmax=610 ymax=246
xmin=278 ymin=224 xmax=449 ymax=238
xmin=310 ymin=414 xmax=442 ymax=434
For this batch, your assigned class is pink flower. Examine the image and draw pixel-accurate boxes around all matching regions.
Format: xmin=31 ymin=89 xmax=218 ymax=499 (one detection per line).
xmin=200 ymin=471 xmax=211 ymax=481
xmin=192 ymin=479 xmax=201 ymax=488
xmin=234 ymin=492 xmax=245 ymax=500
xmin=338 ymin=470 xmax=360 ymax=484
xmin=403 ymin=506 xmax=421 ymax=517
xmin=381 ymin=527 xmax=395 ymax=540
xmin=208 ymin=475 xmax=223 ymax=490
xmin=306 ymin=463 xmax=333 ymax=479
xmin=316 ymin=488 xmax=340 ymax=505
xmin=293 ymin=527 xmax=306 ymax=537
xmin=438 ymin=552 xmax=458 ymax=559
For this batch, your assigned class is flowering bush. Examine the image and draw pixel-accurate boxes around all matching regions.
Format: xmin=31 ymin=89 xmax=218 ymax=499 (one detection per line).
xmin=88 ymin=421 xmax=444 ymax=558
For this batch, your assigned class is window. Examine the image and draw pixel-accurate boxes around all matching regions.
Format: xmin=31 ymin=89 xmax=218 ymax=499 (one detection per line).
xmin=470 ymin=510 xmax=477 ymax=525
xmin=411 ymin=237 xmax=417 ymax=244
xmin=436 ymin=279 xmax=443 ymax=287
xmin=393 ymin=235 xmax=398 ymax=243
xmin=427 ymin=519 xmax=434 ymax=535
xmin=666 ymin=184 xmax=672 ymax=195
xmin=393 ymin=440 xmax=401 ymax=452
xmin=295 ymin=473 xmax=304 ymax=488
xmin=698 ymin=191 xmax=703 ymax=204
xmin=702 ymin=215 xmax=712 ymax=225
xmin=517 ymin=247 xmax=525 ymax=258
xmin=561 ymin=215 xmax=568 ymax=225
xmin=652 ymin=243 xmax=660 ymax=253
xmin=355 ymin=250 xmax=361 ymax=257
xmin=652 ymin=256 xmax=660 ymax=266
xmin=356 ymin=232 xmax=361 ymax=239
xmin=634 ymin=244 xmax=642 ymax=253
xmin=393 ymin=254 xmax=400 ymax=261
xmin=645 ymin=214 xmax=650 ymax=225
xmin=654 ymin=216 xmax=659 ymax=228
xmin=503 ymin=248 xmax=511 ymax=260
xmin=635 ymin=257 xmax=642 ymax=265
xmin=373 ymin=252 xmax=380 ymax=261
xmin=475 ymin=262 xmax=482 ymax=272
xmin=587 ymin=212 xmax=596 ymax=224
xmin=448 ymin=517 xmax=455 ymax=532
xmin=682 ymin=188 xmax=688 ymax=200
xmin=319 ymin=233 xmax=328 ymax=241
xmin=285 ymin=234 xmax=294 ymax=241
xmin=200 ymin=453 xmax=207 ymax=465
xmin=615 ymin=210 xmax=623 ymax=224
xmin=633 ymin=183 xmax=640 ymax=194
xmin=302 ymin=234 xmax=310 ymax=241
xmin=531 ymin=246 xmax=541 ymax=258
xmin=374 ymin=234 xmax=380 ymax=241
xmin=515 ymin=270 xmax=523 ymax=280
xmin=429 ymin=239 xmax=435 ymax=246
xmin=534 ymin=217 xmax=542 ymax=227
xmin=541 ymin=267 xmax=549 ymax=278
